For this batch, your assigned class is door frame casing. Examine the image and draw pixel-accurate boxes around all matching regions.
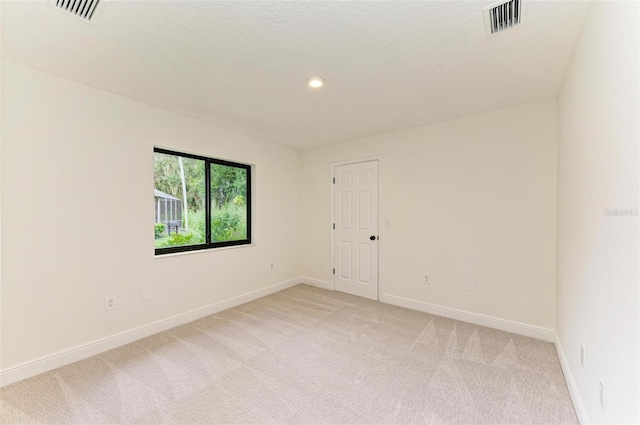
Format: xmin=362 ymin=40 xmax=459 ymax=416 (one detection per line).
xmin=330 ymin=156 xmax=383 ymax=301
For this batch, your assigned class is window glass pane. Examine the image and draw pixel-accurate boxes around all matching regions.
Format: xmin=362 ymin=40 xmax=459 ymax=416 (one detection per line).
xmin=154 ymin=152 xmax=206 ymax=248
xmin=210 ymin=163 xmax=248 ymax=242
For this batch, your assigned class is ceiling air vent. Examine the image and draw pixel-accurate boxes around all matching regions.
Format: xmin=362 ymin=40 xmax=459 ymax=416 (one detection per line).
xmin=49 ymin=0 xmax=106 ymax=23
xmin=483 ymin=0 xmax=525 ymax=37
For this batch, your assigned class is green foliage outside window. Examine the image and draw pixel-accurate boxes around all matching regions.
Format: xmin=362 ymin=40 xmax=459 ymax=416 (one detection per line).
xmin=154 ymin=150 xmax=250 ymax=252
xmin=154 ymin=223 xmax=166 ymax=239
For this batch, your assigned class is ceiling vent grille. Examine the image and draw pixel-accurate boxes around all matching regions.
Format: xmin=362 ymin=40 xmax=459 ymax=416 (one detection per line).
xmin=484 ymin=0 xmax=524 ymax=37
xmin=50 ymin=0 xmax=105 ymax=23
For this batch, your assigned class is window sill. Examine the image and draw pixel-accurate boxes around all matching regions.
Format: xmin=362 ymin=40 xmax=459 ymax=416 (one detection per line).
xmin=154 ymin=243 xmax=256 ymax=259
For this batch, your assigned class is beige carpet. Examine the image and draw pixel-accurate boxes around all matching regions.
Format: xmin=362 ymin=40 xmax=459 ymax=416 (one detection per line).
xmin=0 ymin=284 xmax=577 ymax=424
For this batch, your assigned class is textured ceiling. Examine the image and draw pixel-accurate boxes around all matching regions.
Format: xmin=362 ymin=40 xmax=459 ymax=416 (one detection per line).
xmin=1 ymin=1 xmax=591 ymax=149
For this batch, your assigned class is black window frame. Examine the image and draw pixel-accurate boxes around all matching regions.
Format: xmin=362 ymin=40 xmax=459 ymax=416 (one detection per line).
xmin=154 ymin=147 xmax=252 ymax=255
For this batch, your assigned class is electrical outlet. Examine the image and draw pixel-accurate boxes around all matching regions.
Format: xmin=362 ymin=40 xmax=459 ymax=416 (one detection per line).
xmin=105 ymin=296 xmax=116 ymax=311
xmin=580 ymin=345 xmax=585 ymax=368
xmin=270 ymin=262 xmax=275 ymax=271
xmin=423 ymin=274 xmax=430 ymax=284
xmin=599 ymin=380 xmax=606 ymax=412
xmin=467 ymin=279 xmax=477 ymax=292
xmin=141 ymin=288 xmax=151 ymax=302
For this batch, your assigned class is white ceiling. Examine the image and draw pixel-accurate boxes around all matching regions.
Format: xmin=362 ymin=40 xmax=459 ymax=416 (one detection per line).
xmin=2 ymin=0 xmax=591 ymax=149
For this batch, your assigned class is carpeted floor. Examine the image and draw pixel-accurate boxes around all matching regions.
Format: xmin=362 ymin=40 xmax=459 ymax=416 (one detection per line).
xmin=0 ymin=284 xmax=577 ymax=424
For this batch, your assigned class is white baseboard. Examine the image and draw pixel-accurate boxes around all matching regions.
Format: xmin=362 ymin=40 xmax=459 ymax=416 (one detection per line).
xmin=0 ymin=277 xmax=301 ymax=388
xmin=380 ymin=293 xmax=555 ymax=342
xmin=554 ymin=333 xmax=589 ymax=424
xmin=299 ymin=276 xmax=332 ymax=290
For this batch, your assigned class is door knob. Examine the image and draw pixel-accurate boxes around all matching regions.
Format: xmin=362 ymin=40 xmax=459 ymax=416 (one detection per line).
xmin=370 ymin=235 xmax=376 ymax=241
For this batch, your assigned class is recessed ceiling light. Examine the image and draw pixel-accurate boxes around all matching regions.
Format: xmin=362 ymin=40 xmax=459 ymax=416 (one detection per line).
xmin=307 ymin=77 xmax=324 ymax=88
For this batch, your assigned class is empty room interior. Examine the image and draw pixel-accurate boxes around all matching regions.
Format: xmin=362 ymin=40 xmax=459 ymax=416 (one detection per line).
xmin=0 ymin=1 xmax=638 ymax=424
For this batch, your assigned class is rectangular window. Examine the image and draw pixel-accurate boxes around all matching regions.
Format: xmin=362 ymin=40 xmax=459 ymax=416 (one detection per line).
xmin=154 ymin=148 xmax=251 ymax=255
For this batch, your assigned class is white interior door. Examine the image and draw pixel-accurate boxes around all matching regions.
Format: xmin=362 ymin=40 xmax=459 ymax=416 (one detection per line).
xmin=333 ymin=160 xmax=379 ymax=300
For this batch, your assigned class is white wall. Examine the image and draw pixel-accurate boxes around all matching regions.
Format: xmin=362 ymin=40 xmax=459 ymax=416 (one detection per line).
xmin=0 ymin=62 xmax=302 ymax=369
xmin=302 ymin=100 xmax=558 ymax=331
xmin=0 ymin=2 xmax=3 ymax=370
xmin=556 ymin=2 xmax=639 ymax=424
